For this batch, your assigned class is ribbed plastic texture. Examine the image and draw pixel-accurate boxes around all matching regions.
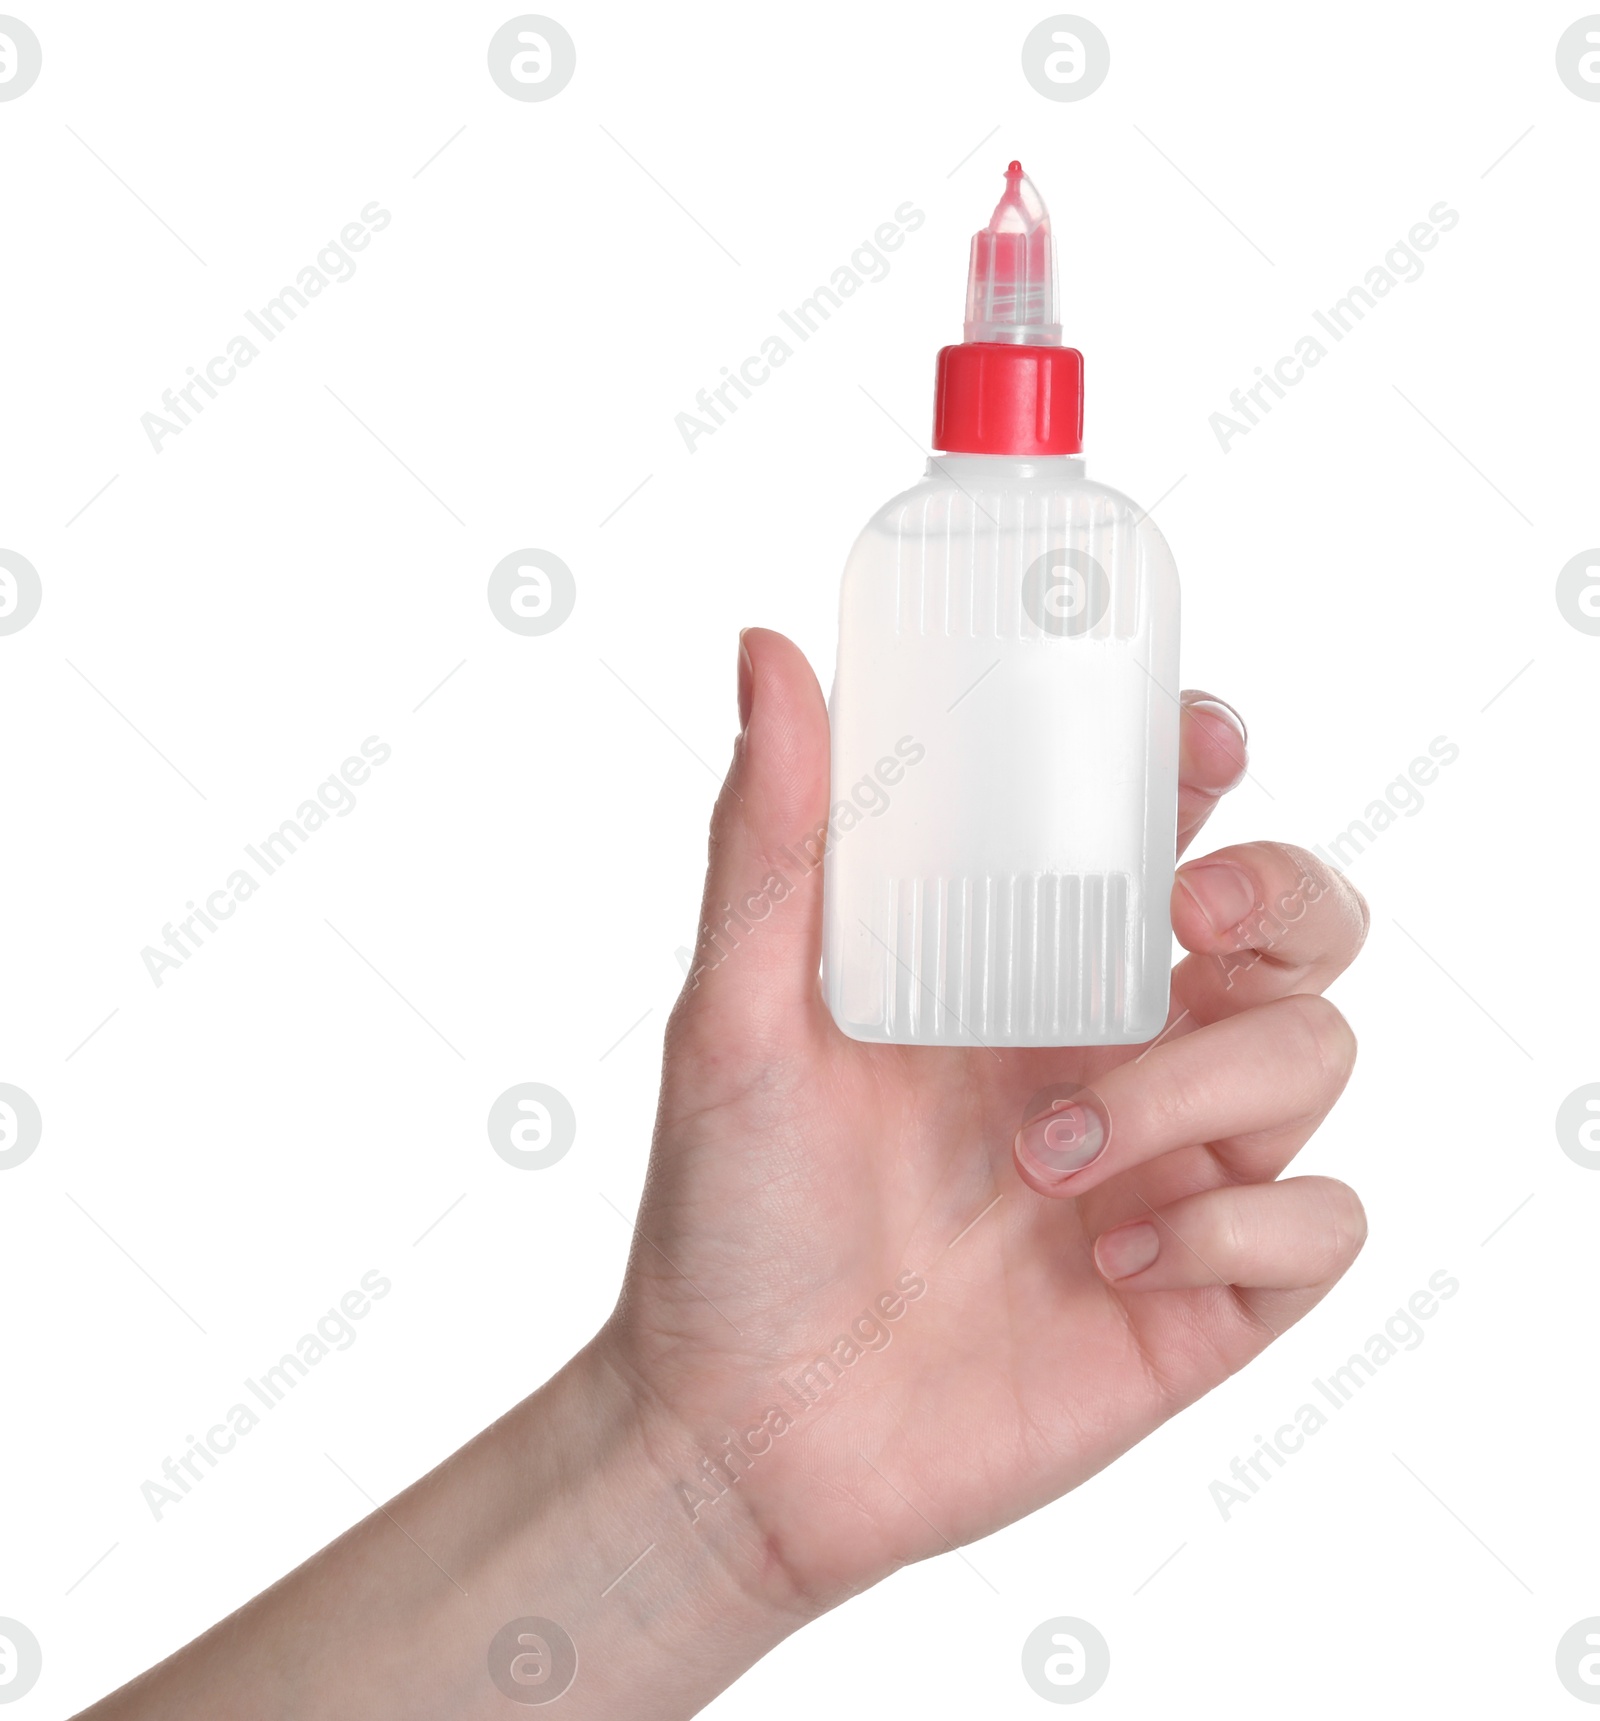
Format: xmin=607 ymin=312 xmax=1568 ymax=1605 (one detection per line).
xmin=933 ymin=343 xmax=1083 ymax=455
xmin=822 ymin=455 xmax=1180 ymax=1047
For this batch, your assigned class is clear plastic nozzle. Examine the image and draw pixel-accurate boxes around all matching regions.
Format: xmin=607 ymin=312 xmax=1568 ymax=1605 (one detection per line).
xmin=962 ymin=160 xmax=1061 ymax=346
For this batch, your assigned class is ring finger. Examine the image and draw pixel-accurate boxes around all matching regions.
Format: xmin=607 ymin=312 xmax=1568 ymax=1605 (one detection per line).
xmin=1012 ymin=993 xmax=1358 ymax=1201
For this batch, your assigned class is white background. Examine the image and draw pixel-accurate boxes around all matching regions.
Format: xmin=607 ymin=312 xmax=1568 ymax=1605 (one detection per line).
xmin=2 ymin=1 xmax=1597 ymax=1715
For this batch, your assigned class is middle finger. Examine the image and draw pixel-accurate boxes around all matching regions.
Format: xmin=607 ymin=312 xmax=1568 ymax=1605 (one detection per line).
xmin=1165 ymin=840 xmax=1370 ymax=1032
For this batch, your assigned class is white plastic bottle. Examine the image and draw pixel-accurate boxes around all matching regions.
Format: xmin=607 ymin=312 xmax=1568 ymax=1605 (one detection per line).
xmin=823 ymin=162 xmax=1180 ymax=1048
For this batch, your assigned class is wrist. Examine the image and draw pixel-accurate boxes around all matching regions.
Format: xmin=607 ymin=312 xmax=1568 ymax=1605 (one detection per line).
xmin=491 ymin=1338 xmax=811 ymax=1715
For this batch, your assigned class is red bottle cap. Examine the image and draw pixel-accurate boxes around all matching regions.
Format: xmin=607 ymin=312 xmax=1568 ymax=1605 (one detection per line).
xmin=934 ymin=343 xmax=1083 ymax=455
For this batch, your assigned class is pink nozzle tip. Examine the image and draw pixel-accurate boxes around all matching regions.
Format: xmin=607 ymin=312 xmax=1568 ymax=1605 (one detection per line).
xmin=963 ymin=162 xmax=1060 ymax=344
xmin=986 ymin=161 xmax=1049 ymax=236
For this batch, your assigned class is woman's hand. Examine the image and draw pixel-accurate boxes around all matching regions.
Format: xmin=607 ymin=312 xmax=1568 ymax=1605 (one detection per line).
xmin=78 ymin=628 xmax=1368 ymax=1721
xmin=595 ymin=627 xmax=1369 ymax=1620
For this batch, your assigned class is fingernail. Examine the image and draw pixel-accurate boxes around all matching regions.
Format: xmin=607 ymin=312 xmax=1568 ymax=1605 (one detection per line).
xmin=1178 ymin=860 xmax=1257 ymax=933
xmin=737 ymin=630 xmax=754 ymax=731
xmin=1183 ymin=693 xmax=1247 ymax=746
xmin=1016 ymin=1102 xmax=1106 ymax=1175
xmin=1182 ymin=697 xmax=1248 ymax=792
xmin=1094 ymin=1221 xmax=1160 ymax=1282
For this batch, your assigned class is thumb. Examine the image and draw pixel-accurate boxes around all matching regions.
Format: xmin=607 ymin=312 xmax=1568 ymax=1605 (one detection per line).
xmin=678 ymin=628 xmax=832 ymax=1043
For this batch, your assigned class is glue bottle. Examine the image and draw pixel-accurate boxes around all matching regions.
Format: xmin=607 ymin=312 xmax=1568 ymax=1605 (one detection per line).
xmin=822 ymin=162 xmax=1180 ymax=1047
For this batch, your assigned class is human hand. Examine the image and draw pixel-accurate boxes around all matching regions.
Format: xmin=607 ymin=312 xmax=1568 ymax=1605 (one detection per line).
xmin=75 ymin=627 xmax=1371 ymax=1721
xmin=595 ymin=627 xmax=1370 ymax=1620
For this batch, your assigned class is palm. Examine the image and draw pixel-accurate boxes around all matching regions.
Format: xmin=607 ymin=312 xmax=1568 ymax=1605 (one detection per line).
xmin=616 ymin=1022 xmax=1262 ymax=1605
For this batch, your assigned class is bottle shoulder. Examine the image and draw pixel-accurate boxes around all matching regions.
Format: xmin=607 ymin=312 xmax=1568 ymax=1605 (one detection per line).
xmin=847 ymin=463 xmax=1177 ymax=574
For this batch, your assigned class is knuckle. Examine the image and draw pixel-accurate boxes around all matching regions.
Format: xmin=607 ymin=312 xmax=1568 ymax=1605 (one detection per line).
xmin=1210 ymin=1197 xmax=1251 ymax=1270
xmin=1138 ymin=1074 xmax=1206 ymax=1144
xmin=1233 ymin=843 xmax=1366 ymax=977
xmin=1278 ymin=993 xmax=1358 ymax=1098
xmin=1309 ymin=1178 xmax=1369 ymax=1279
xmin=1283 ymin=843 xmax=1369 ymax=957
xmin=1267 ymin=842 xmax=1336 ymax=906
xmin=1342 ymin=875 xmax=1372 ymax=948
